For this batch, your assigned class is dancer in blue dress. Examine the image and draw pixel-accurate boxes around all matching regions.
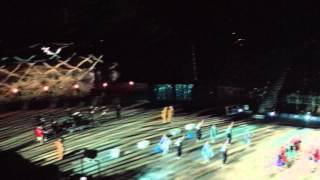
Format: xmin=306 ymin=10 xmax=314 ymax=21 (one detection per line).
xmin=201 ymin=141 xmax=214 ymax=163
xmin=209 ymin=125 xmax=218 ymax=143
xmin=243 ymin=129 xmax=252 ymax=148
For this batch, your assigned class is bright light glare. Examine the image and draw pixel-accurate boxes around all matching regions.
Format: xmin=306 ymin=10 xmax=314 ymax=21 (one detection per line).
xmin=128 ymin=81 xmax=134 ymax=86
xmin=73 ymin=84 xmax=80 ymax=89
xmin=269 ymin=111 xmax=276 ymax=116
xmin=12 ymin=88 xmax=19 ymax=94
xmin=43 ymin=86 xmax=49 ymax=91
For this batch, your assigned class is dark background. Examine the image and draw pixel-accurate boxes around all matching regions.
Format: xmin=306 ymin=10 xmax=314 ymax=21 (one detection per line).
xmin=0 ymin=0 xmax=319 ymax=86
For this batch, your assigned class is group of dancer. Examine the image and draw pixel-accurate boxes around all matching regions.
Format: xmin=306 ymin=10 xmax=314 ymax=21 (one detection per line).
xmin=161 ymin=106 xmax=174 ymax=123
xmin=276 ymin=136 xmax=320 ymax=172
xmin=34 ymin=125 xmax=64 ymax=160
xmin=276 ymin=137 xmax=302 ymax=168
xmin=33 ymin=113 xmax=80 ymax=144
xmin=34 ymin=116 xmax=59 ymax=144
xmin=156 ymin=119 xmax=252 ymax=166
xmin=33 ymin=105 xmax=252 ymax=163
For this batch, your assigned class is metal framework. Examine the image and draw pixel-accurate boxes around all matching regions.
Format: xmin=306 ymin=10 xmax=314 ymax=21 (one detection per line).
xmin=0 ymin=54 xmax=103 ymax=102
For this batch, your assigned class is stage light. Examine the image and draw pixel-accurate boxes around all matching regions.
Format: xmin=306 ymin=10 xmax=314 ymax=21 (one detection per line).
xmin=73 ymin=84 xmax=79 ymax=89
xmin=128 ymin=81 xmax=134 ymax=86
xmin=11 ymin=88 xmax=19 ymax=94
xmin=305 ymin=114 xmax=311 ymax=121
xmin=268 ymin=111 xmax=276 ymax=116
xmin=102 ymin=82 xmax=108 ymax=88
xmin=72 ymin=112 xmax=80 ymax=116
xmin=253 ymin=114 xmax=265 ymax=119
xmin=43 ymin=86 xmax=49 ymax=91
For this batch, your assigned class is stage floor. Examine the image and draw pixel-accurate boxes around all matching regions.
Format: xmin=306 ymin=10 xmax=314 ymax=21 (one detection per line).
xmin=1 ymin=107 xmax=320 ymax=180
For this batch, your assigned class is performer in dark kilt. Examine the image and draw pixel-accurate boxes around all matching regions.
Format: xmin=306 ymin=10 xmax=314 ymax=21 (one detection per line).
xmin=175 ymin=136 xmax=185 ymax=159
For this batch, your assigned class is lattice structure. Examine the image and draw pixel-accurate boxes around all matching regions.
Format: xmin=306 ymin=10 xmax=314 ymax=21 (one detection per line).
xmin=0 ymin=55 xmax=103 ymax=102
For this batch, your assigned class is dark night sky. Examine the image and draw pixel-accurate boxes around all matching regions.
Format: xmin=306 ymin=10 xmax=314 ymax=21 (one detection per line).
xmin=0 ymin=1 xmax=320 ymax=86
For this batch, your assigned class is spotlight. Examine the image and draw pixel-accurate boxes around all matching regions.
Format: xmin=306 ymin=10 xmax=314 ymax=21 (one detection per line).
xmin=11 ymin=88 xmax=19 ymax=94
xmin=128 ymin=81 xmax=134 ymax=86
xmin=73 ymin=84 xmax=79 ymax=89
xmin=268 ymin=111 xmax=276 ymax=116
xmin=43 ymin=86 xmax=49 ymax=91
xmin=305 ymin=115 xmax=311 ymax=121
xmin=102 ymin=82 xmax=108 ymax=88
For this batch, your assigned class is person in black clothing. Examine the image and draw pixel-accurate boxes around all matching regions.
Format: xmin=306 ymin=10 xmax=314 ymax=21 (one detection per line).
xmin=116 ymin=104 xmax=121 ymax=119
xmin=220 ymin=141 xmax=229 ymax=165
xmin=196 ymin=120 xmax=204 ymax=141
xmin=226 ymin=121 xmax=234 ymax=144
xmin=175 ymin=136 xmax=185 ymax=159
xmin=36 ymin=116 xmax=45 ymax=126
xmin=227 ymin=133 xmax=232 ymax=144
xmin=196 ymin=127 xmax=202 ymax=141
xmin=51 ymin=119 xmax=59 ymax=135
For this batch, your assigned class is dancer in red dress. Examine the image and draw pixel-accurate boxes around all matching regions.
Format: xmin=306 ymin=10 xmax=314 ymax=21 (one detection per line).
xmin=279 ymin=146 xmax=288 ymax=167
xmin=313 ymin=149 xmax=320 ymax=162
xmin=34 ymin=126 xmax=44 ymax=144
xmin=310 ymin=148 xmax=320 ymax=172
xmin=291 ymin=138 xmax=302 ymax=152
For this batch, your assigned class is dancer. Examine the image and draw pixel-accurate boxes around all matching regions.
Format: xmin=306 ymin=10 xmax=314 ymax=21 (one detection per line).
xmin=42 ymin=126 xmax=49 ymax=143
xmin=243 ymin=129 xmax=252 ymax=148
xmin=196 ymin=120 xmax=204 ymax=141
xmin=167 ymin=106 xmax=174 ymax=123
xmin=34 ymin=126 xmax=44 ymax=144
xmin=201 ymin=141 xmax=214 ymax=163
xmin=285 ymin=145 xmax=295 ymax=167
xmin=55 ymin=137 xmax=64 ymax=160
xmin=175 ymin=136 xmax=185 ymax=159
xmin=161 ymin=107 xmax=168 ymax=123
xmin=209 ymin=125 xmax=218 ymax=143
xmin=310 ymin=148 xmax=320 ymax=172
xmin=154 ymin=134 xmax=168 ymax=153
xmin=185 ymin=124 xmax=195 ymax=139
xmin=36 ymin=116 xmax=45 ymax=126
xmin=115 ymin=104 xmax=121 ymax=119
xmin=292 ymin=137 xmax=302 ymax=152
xmin=279 ymin=146 xmax=288 ymax=168
xmin=226 ymin=121 xmax=234 ymax=144
xmin=276 ymin=154 xmax=286 ymax=167
xmin=159 ymin=134 xmax=171 ymax=155
xmin=220 ymin=141 xmax=229 ymax=165
xmin=51 ymin=119 xmax=59 ymax=135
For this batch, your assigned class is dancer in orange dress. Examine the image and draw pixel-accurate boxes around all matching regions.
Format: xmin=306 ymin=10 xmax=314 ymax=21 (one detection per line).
xmin=167 ymin=106 xmax=174 ymax=123
xmin=161 ymin=107 xmax=168 ymax=123
xmin=55 ymin=138 xmax=64 ymax=160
